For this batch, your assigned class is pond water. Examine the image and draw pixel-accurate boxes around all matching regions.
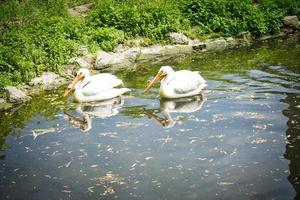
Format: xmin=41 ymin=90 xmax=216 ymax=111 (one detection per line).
xmin=1 ymin=36 xmax=300 ymax=200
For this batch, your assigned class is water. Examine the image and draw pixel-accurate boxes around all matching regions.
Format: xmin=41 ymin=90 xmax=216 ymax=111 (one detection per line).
xmin=1 ymin=36 xmax=300 ymax=200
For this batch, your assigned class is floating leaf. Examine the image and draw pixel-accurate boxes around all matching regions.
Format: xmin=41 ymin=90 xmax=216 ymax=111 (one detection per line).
xmin=87 ymin=186 xmax=94 ymax=193
xmin=217 ymin=182 xmax=235 ymax=186
xmin=251 ymin=137 xmax=267 ymax=144
xmin=145 ymin=157 xmax=154 ymax=160
xmin=64 ymin=161 xmax=72 ymax=168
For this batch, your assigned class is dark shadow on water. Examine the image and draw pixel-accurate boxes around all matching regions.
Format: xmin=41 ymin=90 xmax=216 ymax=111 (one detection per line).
xmin=282 ymin=94 xmax=300 ymax=200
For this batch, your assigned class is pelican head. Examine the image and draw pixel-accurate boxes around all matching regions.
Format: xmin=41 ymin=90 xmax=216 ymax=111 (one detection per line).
xmin=143 ymin=66 xmax=174 ymax=93
xmin=64 ymin=68 xmax=90 ymax=97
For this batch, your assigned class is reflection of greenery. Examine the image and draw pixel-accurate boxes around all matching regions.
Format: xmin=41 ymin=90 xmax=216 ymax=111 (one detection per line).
xmin=0 ymin=89 xmax=74 ymax=150
xmin=120 ymin=105 xmax=149 ymax=118
xmin=116 ymin=64 xmax=162 ymax=89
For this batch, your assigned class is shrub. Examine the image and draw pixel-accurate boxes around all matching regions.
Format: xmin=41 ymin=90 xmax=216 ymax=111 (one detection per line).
xmin=88 ymin=27 xmax=125 ymax=51
xmin=0 ymin=0 xmax=299 ymax=91
xmin=272 ymin=0 xmax=300 ymax=16
xmin=88 ymin=0 xmax=185 ymax=41
xmin=0 ymin=16 xmax=83 ymax=87
xmin=180 ymin=0 xmax=286 ymax=36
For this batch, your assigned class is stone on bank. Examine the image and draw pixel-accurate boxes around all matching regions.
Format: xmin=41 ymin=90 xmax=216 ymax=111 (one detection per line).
xmin=282 ymin=16 xmax=299 ymax=29
xmin=5 ymin=86 xmax=31 ymax=104
xmin=29 ymin=72 xmax=66 ymax=90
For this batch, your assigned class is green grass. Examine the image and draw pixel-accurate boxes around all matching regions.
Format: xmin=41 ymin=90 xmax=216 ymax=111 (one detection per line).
xmin=0 ymin=0 xmax=299 ymax=91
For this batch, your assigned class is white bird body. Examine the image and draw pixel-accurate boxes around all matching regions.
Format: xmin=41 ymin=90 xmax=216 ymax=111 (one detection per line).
xmin=64 ymin=69 xmax=130 ymax=103
xmin=144 ymin=66 xmax=206 ymax=99
xmin=159 ymin=70 xmax=206 ymax=99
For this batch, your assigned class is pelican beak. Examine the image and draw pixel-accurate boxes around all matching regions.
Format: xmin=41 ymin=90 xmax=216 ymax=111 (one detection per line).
xmin=63 ymin=73 xmax=84 ymax=97
xmin=143 ymin=71 xmax=165 ymax=93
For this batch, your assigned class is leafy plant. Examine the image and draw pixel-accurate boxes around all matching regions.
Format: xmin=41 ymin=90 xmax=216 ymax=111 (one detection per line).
xmin=88 ymin=0 xmax=184 ymax=41
xmin=89 ymin=27 xmax=125 ymax=51
xmin=0 ymin=0 xmax=299 ymax=90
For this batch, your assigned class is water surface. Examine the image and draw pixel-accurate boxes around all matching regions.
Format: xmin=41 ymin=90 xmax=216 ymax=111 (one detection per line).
xmin=1 ymin=36 xmax=300 ymax=200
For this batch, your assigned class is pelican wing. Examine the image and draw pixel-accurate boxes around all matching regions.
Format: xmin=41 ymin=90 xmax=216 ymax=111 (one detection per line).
xmin=81 ymin=73 xmax=123 ymax=96
xmin=91 ymin=73 xmax=123 ymax=87
xmin=170 ymin=71 xmax=206 ymax=94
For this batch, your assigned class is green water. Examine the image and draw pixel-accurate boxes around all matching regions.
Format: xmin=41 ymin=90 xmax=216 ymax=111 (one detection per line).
xmin=0 ymin=36 xmax=300 ymax=200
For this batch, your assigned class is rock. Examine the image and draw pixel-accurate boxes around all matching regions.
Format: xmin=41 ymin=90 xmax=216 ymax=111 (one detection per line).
xmin=0 ymin=98 xmax=6 ymax=104
xmin=0 ymin=98 xmax=13 ymax=111
xmin=95 ymin=49 xmax=139 ymax=69
xmin=225 ymin=37 xmax=239 ymax=48
xmin=62 ymin=65 xmax=77 ymax=77
xmin=113 ymin=44 xmax=127 ymax=53
xmin=95 ymin=50 xmax=114 ymax=67
xmin=29 ymin=72 xmax=66 ymax=90
xmin=78 ymin=45 xmax=89 ymax=55
xmin=236 ymin=31 xmax=252 ymax=45
xmin=137 ymin=45 xmax=193 ymax=61
xmin=188 ymin=39 xmax=200 ymax=46
xmin=258 ymin=35 xmax=273 ymax=41
xmin=68 ymin=3 xmax=95 ymax=17
xmin=282 ymin=28 xmax=295 ymax=34
xmin=205 ymin=38 xmax=228 ymax=51
xmin=75 ymin=57 xmax=93 ymax=68
xmin=5 ymin=86 xmax=31 ymax=103
xmin=282 ymin=16 xmax=299 ymax=28
xmin=168 ymin=32 xmax=189 ymax=45
xmin=257 ymin=32 xmax=286 ymax=41
xmin=164 ymin=45 xmax=193 ymax=55
xmin=96 ymin=44 xmax=194 ymax=68
xmin=137 ymin=45 xmax=165 ymax=60
xmin=121 ymin=48 xmax=141 ymax=62
xmin=188 ymin=39 xmax=206 ymax=51
xmin=274 ymin=32 xmax=286 ymax=38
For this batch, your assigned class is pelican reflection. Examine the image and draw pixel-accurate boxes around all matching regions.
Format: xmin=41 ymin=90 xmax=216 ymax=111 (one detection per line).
xmin=144 ymin=94 xmax=206 ymax=128
xmin=64 ymin=96 xmax=124 ymax=132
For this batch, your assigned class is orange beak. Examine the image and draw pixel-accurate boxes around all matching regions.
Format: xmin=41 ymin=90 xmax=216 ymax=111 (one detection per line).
xmin=143 ymin=71 xmax=165 ymax=93
xmin=63 ymin=73 xmax=84 ymax=97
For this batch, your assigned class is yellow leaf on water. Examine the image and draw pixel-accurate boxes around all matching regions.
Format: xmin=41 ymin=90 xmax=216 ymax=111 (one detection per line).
xmin=217 ymin=182 xmax=235 ymax=186
xmin=87 ymin=186 xmax=94 ymax=193
xmin=64 ymin=161 xmax=72 ymax=168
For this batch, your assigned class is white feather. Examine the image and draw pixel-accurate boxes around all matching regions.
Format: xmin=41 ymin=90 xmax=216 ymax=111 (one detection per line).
xmin=157 ymin=66 xmax=207 ymax=99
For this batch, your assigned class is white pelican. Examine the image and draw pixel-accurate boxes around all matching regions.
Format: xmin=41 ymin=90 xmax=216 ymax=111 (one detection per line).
xmin=64 ymin=97 xmax=124 ymax=132
xmin=64 ymin=68 xmax=130 ymax=102
xmin=144 ymin=66 xmax=206 ymax=99
xmin=144 ymin=95 xmax=206 ymax=128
